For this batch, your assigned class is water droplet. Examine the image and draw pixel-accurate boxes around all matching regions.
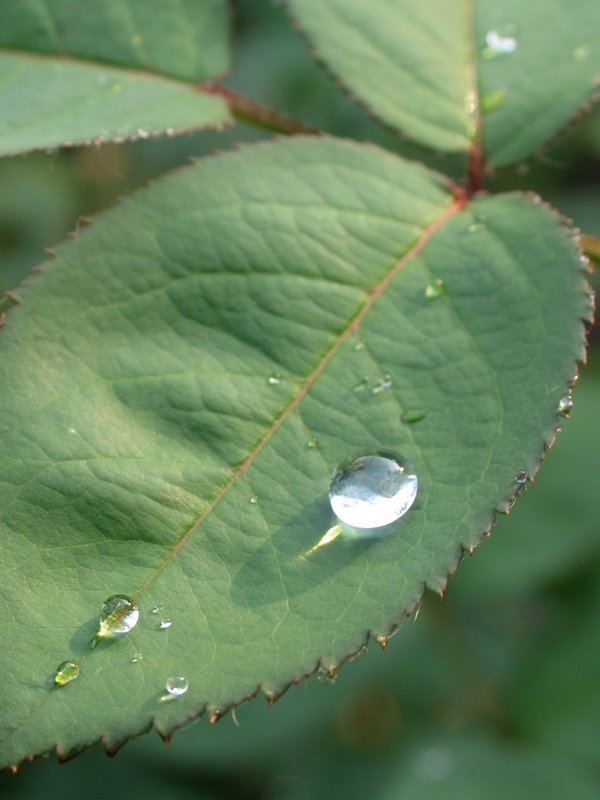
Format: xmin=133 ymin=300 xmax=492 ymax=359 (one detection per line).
xmin=372 ymin=374 xmax=392 ymax=394
xmin=131 ymin=652 xmax=143 ymax=663
xmin=515 ymin=470 xmax=527 ymax=485
xmin=267 ymin=373 xmax=281 ymax=385
xmin=95 ymin=595 xmax=139 ymax=643
xmin=464 ymin=89 xmax=477 ymax=115
xmin=67 ymin=427 xmax=77 ymax=435
xmin=159 ymin=618 xmax=172 ymax=630
xmin=54 ymin=660 xmax=79 ymax=687
xmin=356 ymin=644 xmax=368 ymax=657
xmin=425 ymin=278 xmax=445 ymax=298
xmin=136 ymin=128 xmax=149 ymax=139
xmin=307 ymin=436 xmax=318 ymax=448
xmin=558 ymin=394 xmax=573 ymax=415
xmin=481 ymin=89 xmax=507 ymax=112
xmin=354 ymin=341 xmax=365 ymax=351
xmin=316 ymin=666 xmax=337 ymax=685
xmin=353 ymin=376 xmax=369 ymax=393
xmin=483 ymin=27 xmax=518 ymax=58
xmin=150 ymin=603 xmax=164 ymax=615
xmin=573 ymin=45 xmax=590 ymax=61
xmin=401 ymin=408 xmax=427 ymax=424
xmin=249 ymin=494 xmax=258 ymax=504
xmin=165 ymin=675 xmax=188 ymax=697
xmin=329 ymin=452 xmax=418 ymax=529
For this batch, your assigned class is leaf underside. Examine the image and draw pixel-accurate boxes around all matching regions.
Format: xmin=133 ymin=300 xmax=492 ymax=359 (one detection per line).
xmin=0 ymin=0 xmax=231 ymax=154
xmin=286 ymin=0 xmax=600 ymax=166
xmin=0 ymin=137 xmax=591 ymax=767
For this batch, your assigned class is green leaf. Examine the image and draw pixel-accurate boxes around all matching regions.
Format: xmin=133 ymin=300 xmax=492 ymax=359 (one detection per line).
xmin=285 ymin=0 xmax=600 ymax=165
xmin=0 ymin=0 xmax=231 ymax=155
xmin=0 ymin=137 xmax=590 ymax=768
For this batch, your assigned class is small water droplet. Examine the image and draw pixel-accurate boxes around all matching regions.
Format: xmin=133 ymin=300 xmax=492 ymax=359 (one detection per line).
xmin=353 ymin=376 xmax=369 ymax=393
xmin=481 ymin=89 xmax=507 ymax=112
xmin=131 ymin=652 xmax=143 ymax=663
xmin=54 ymin=660 xmax=79 ymax=687
xmin=94 ymin=595 xmax=139 ymax=643
xmin=165 ymin=675 xmax=188 ymax=697
xmin=307 ymin=436 xmax=318 ymax=448
xmin=557 ymin=394 xmax=573 ymax=415
xmin=329 ymin=452 xmax=418 ymax=529
xmin=464 ymin=89 xmax=477 ymax=115
xmin=483 ymin=26 xmax=518 ymax=58
xmin=573 ymin=45 xmax=590 ymax=61
xmin=357 ymin=644 xmax=368 ymax=657
xmin=67 ymin=427 xmax=77 ymax=435
xmin=249 ymin=494 xmax=258 ymax=504
xmin=372 ymin=374 xmax=392 ymax=394
xmin=401 ymin=408 xmax=427 ymax=424
xmin=425 ymin=278 xmax=445 ymax=298
xmin=515 ymin=470 xmax=527 ymax=485
xmin=159 ymin=618 xmax=172 ymax=630
xmin=150 ymin=603 xmax=164 ymax=615
xmin=355 ymin=342 xmax=365 ymax=352
xmin=137 ymin=128 xmax=149 ymax=139
xmin=267 ymin=373 xmax=281 ymax=385
xmin=316 ymin=666 xmax=337 ymax=685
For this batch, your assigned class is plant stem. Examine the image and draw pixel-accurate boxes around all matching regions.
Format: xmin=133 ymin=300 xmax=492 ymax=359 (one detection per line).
xmin=203 ymin=84 xmax=318 ymax=136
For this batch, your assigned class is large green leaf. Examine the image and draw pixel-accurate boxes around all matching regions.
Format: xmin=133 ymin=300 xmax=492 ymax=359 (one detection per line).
xmin=0 ymin=0 xmax=231 ymax=155
xmin=285 ymin=0 xmax=600 ymax=165
xmin=0 ymin=137 xmax=591 ymax=768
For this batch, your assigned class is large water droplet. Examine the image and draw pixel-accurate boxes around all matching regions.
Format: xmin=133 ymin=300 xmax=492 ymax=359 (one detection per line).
xmin=54 ymin=660 xmax=80 ymax=687
xmin=329 ymin=453 xmax=418 ymax=529
xmin=484 ymin=27 xmax=518 ymax=58
xmin=159 ymin=618 xmax=172 ymax=630
xmin=165 ymin=675 xmax=188 ymax=697
xmin=99 ymin=595 xmax=139 ymax=636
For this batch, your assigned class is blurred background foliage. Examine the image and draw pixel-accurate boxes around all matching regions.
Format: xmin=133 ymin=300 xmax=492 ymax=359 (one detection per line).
xmin=1 ymin=1 xmax=598 ymax=797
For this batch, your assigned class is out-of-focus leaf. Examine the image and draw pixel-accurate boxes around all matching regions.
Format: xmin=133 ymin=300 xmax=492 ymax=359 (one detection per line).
xmin=0 ymin=0 xmax=231 ymax=154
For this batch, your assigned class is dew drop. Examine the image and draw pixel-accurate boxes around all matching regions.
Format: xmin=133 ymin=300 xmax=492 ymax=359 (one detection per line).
xmin=483 ymin=27 xmax=518 ymax=58
xmin=136 ymin=128 xmax=149 ymax=139
xmin=329 ymin=452 xmax=418 ymax=529
xmin=481 ymin=89 xmax=507 ymax=112
xmin=150 ymin=603 xmax=164 ymax=615
xmin=159 ymin=618 xmax=172 ymax=630
xmin=165 ymin=675 xmax=188 ymax=697
xmin=267 ymin=373 xmax=281 ymax=385
xmin=372 ymin=374 xmax=392 ymax=394
xmin=401 ymin=408 xmax=427 ymax=424
xmin=317 ymin=666 xmax=338 ymax=685
xmin=515 ymin=470 xmax=527 ymax=485
xmin=558 ymin=394 xmax=573 ymax=415
xmin=97 ymin=595 xmax=139 ymax=640
xmin=54 ymin=660 xmax=79 ymax=687
xmin=425 ymin=278 xmax=445 ymax=298
xmin=131 ymin=652 xmax=143 ymax=663
xmin=307 ymin=437 xmax=318 ymax=448
xmin=249 ymin=494 xmax=258 ymax=504
xmin=354 ymin=341 xmax=365 ymax=351
xmin=573 ymin=45 xmax=590 ymax=61
xmin=353 ymin=376 xmax=369 ymax=393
